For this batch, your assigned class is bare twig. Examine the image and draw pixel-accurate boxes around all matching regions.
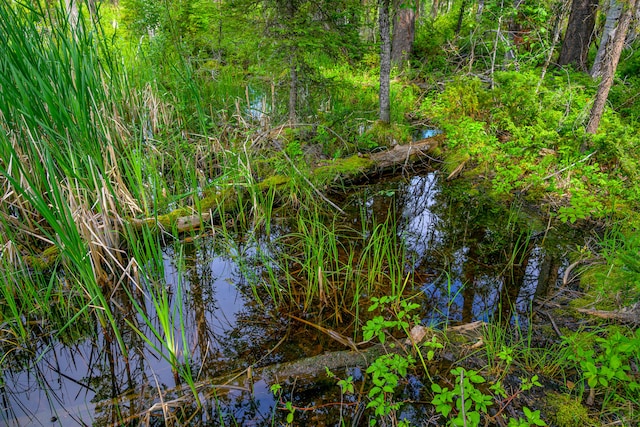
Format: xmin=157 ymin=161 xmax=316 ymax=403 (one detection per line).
xmin=543 ymin=151 xmax=597 ymax=181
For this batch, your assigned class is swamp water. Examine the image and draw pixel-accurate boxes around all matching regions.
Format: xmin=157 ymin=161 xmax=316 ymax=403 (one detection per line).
xmin=1 ymin=171 xmax=584 ymax=426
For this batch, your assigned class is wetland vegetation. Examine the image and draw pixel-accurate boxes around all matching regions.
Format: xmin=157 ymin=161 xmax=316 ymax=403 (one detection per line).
xmin=1 ymin=0 xmax=639 ymax=426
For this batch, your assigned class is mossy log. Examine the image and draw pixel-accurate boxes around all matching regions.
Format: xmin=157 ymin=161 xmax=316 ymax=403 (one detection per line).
xmin=128 ymin=136 xmax=441 ymax=233
xmin=314 ymin=136 xmax=442 ymax=183
xmin=97 ymin=322 xmax=482 ymax=423
xmin=23 ymin=137 xmax=441 ymax=270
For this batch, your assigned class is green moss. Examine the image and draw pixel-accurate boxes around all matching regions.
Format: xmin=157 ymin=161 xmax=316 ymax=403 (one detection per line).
xmin=199 ymin=187 xmax=236 ymax=211
xmin=25 ymin=245 xmax=60 ymax=270
xmin=358 ymin=121 xmax=412 ymax=150
xmin=313 ymin=155 xmax=374 ymax=183
xmin=546 ymin=393 xmax=593 ymax=427
xmin=141 ymin=187 xmax=238 ymax=230
xmin=257 ymin=175 xmax=289 ymax=190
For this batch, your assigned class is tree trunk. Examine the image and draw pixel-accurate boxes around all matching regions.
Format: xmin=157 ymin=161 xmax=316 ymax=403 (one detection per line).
xmin=586 ymin=0 xmax=638 ymax=134
xmin=624 ymin=4 xmax=640 ymax=45
xmin=455 ymin=0 xmax=469 ymax=35
xmin=504 ymin=0 xmax=526 ymax=65
xmin=391 ymin=1 xmax=416 ymax=67
xmin=558 ymin=0 xmax=598 ymax=71
xmin=536 ymin=0 xmax=571 ymax=92
xmin=288 ymin=61 xmax=298 ymax=124
xmin=379 ymin=0 xmax=391 ymax=124
xmin=431 ymin=0 xmax=440 ymax=19
xmin=591 ymin=0 xmax=624 ymax=77
xmin=476 ymin=0 xmax=485 ymax=19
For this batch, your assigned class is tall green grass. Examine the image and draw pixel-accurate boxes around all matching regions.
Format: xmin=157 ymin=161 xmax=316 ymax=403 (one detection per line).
xmin=0 ymin=0 xmax=137 ymax=356
xmin=214 ymin=170 xmax=416 ymax=324
xmin=0 ymin=2 xmax=212 ymax=391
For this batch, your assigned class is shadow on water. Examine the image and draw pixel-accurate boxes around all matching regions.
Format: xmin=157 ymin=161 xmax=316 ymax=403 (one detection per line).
xmin=1 ymin=171 xmax=583 ymax=426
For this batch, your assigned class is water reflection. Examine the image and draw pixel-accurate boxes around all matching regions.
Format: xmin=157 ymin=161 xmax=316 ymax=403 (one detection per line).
xmin=344 ymin=172 xmax=570 ymax=327
xmin=1 ymin=171 xmax=578 ymax=426
xmin=414 ymin=128 xmax=443 ymax=140
xmin=392 ymin=173 xmax=568 ymax=325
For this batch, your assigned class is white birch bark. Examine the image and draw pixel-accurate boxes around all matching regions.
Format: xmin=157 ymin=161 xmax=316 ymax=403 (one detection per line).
xmin=591 ymin=0 xmax=624 ymax=78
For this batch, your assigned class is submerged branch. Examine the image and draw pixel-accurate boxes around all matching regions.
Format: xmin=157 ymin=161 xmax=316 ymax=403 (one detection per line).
xmin=99 ymin=322 xmax=483 ymax=425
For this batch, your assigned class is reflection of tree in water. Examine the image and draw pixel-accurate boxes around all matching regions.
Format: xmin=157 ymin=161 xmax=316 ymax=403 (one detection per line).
xmin=87 ymin=233 xmax=291 ymax=425
xmin=395 ymin=173 xmax=567 ymax=324
xmin=13 ymin=174 xmax=580 ymax=426
xmin=171 ymin=235 xmax=296 ymax=374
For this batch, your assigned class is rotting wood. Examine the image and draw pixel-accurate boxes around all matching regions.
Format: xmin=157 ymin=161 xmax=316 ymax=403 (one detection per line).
xmin=575 ymin=306 xmax=640 ymax=325
xmin=22 ymin=138 xmax=442 ymax=270
xmin=98 ymin=321 xmax=485 ymax=424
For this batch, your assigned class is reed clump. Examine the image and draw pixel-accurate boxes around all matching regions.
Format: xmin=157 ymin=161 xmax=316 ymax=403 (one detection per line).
xmin=0 ymin=1 xmax=207 ymax=394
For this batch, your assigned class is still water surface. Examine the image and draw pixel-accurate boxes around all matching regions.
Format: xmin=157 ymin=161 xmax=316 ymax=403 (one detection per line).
xmin=1 ymin=171 xmax=579 ymax=426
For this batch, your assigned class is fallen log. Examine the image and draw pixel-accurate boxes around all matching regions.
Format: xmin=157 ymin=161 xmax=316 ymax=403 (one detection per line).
xmin=21 ymin=137 xmax=442 ymax=270
xmin=96 ymin=322 xmax=484 ymax=425
xmin=125 ymin=136 xmax=442 ymax=232
xmin=369 ymin=137 xmax=442 ymax=170
xmin=576 ymin=306 xmax=640 ymax=325
xmin=314 ymin=136 xmax=442 ymax=183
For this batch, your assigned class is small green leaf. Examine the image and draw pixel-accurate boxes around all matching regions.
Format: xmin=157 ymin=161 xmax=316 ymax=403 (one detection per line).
xmin=610 ymin=355 xmax=621 ymax=369
xmin=270 ymin=383 xmax=282 ymax=395
xmin=379 ymin=332 xmax=386 ymax=344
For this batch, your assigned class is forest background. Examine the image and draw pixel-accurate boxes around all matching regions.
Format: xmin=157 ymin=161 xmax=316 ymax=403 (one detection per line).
xmin=103 ymin=0 xmax=640 ymax=225
xmin=1 ymin=0 xmax=640 ymax=426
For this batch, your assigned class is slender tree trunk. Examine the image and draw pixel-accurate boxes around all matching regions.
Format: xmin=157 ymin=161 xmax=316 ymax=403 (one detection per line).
xmin=625 ymin=4 xmax=640 ymax=45
xmin=361 ymin=0 xmax=377 ymax=43
xmin=288 ymin=61 xmax=298 ymax=123
xmin=391 ymin=1 xmax=416 ymax=67
xmin=537 ymin=0 xmax=571 ymax=93
xmin=591 ymin=0 xmax=624 ymax=77
xmin=379 ymin=0 xmax=391 ymax=124
xmin=476 ymin=0 xmax=485 ymax=19
xmin=431 ymin=0 xmax=439 ymax=19
xmin=586 ymin=0 xmax=638 ymax=134
xmin=455 ymin=0 xmax=469 ymax=35
xmin=285 ymin=0 xmax=298 ymax=123
xmin=558 ymin=0 xmax=598 ymax=71
xmin=504 ymin=0 xmax=525 ymax=64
